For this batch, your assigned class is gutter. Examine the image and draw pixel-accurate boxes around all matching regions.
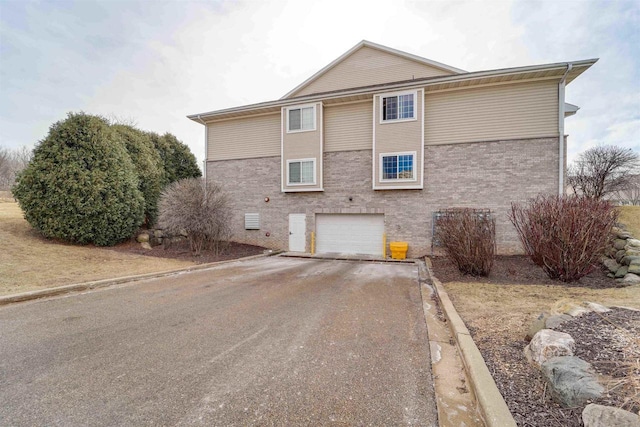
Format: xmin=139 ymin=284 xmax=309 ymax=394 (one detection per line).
xmin=195 ymin=115 xmax=207 ymax=180
xmin=558 ymin=63 xmax=573 ymax=195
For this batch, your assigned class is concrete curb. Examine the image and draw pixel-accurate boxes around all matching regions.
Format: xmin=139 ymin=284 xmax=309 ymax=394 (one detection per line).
xmin=424 ymin=258 xmax=517 ymax=427
xmin=0 ymin=251 xmax=281 ymax=306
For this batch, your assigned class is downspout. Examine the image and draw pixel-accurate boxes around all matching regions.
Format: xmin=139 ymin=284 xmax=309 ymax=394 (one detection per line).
xmin=195 ymin=115 xmax=207 ymax=182
xmin=558 ymin=63 xmax=572 ymax=195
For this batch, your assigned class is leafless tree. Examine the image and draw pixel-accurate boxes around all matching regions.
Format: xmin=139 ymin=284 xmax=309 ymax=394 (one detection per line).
xmin=0 ymin=146 xmax=32 ymax=190
xmin=567 ymin=145 xmax=639 ymax=200
xmin=619 ymin=175 xmax=640 ymax=205
xmin=158 ymin=178 xmax=232 ymax=256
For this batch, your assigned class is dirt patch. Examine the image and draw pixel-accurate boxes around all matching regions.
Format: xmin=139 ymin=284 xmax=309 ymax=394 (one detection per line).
xmin=434 ymin=256 xmax=640 ymax=426
xmin=110 ymin=240 xmax=267 ymax=264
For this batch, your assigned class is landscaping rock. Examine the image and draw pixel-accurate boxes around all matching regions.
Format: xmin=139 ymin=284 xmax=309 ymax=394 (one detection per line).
xmin=613 ymin=239 xmax=628 ymax=250
xmin=154 ymin=229 xmax=163 ymax=238
xmin=615 ymin=249 xmax=627 ymax=262
xmin=620 ymin=255 xmax=640 ymax=266
xmin=628 ymin=260 xmax=640 ymax=274
xmin=620 ymin=273 xmax=640 ymax=285
xmin=546 ymin=314 xmax=573 ymax=329
xmin=615 ymin=265 xmax=628 ymax=278
xmin=583 ymin=302 xmax=611 ymax=313
xmin=136 ymin=233 xmax=150 ymax=243
xmin=602 ymin=257 xmax=620 ymax=273
xmin=526 ymin=313 xmax=548 ymax=341
xmin=626 ymin=238 xmax=640 ymax=248
xmin=525 ymin=329 xmax=575 ymax=366
xmin=541 ymin=356 xmax=603 ymax=407
xmin=582 ymin=403 xmax=640 ymax=427
xmin=140 ymin=242 xmax=152 ymax=250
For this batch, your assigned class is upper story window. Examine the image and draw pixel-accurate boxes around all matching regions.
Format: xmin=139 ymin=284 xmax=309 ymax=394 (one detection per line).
xmin=287 ymin=105 xmax=316 ymax=132
xmin=381 ymin=91 xmax=416 ymax=122
xmin=287 ymin=158 xmax=316 ymax=185
xmin=380 ymin=152 xmax=416 ymax=181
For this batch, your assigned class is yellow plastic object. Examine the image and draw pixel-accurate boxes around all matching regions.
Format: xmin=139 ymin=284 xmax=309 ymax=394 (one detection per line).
xmin=389 ymin=241 xmax=408 ymax=260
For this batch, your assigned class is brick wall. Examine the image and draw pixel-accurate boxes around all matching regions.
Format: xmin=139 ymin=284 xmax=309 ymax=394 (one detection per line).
xmin=207 ymin=137 xmax=559 ymax=257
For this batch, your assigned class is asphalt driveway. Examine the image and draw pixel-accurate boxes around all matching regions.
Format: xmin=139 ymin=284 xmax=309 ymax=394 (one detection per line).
xmin=0 ymin=257 xmax=437 ymax=426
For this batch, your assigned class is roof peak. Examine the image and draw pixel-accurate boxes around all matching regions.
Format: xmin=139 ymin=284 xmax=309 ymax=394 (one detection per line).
xmin=281 ymin=40 xmax=466 ymax=99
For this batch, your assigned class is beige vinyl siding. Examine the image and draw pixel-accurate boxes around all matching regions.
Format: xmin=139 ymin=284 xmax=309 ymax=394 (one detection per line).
xmin=282 ymin=103 xmax=323 ymax=191
xmin=292 ymin=46 xmax=454 ymax=97
xmin=424 ymin=80 xmax=558 ymax=145
xmin=373 ymin=90 xmax=423 ymax=188
xmin=207 ymin=113 xmax=280 ymax=161
xmin=324 ymin=102 xmax=373 ymax=152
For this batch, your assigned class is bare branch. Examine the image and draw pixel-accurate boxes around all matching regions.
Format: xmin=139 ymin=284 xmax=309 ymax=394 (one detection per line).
xmin=567 ymin=145 xmax=639 ymax=200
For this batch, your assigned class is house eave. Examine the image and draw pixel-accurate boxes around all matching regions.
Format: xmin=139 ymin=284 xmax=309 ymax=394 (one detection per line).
xmin=188 ymin=58 xmax=598 ymax=123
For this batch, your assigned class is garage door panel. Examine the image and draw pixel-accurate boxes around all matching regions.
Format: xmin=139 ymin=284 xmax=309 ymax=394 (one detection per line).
xmin=316 ymin=214 xmax=384 ymax=256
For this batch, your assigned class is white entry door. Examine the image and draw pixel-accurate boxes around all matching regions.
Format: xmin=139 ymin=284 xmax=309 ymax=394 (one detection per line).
xmin=288 ymin=213 xmax=306 ymax=252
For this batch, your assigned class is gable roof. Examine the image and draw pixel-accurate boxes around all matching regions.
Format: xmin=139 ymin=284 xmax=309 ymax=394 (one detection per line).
xmin=281 ymin=40 xmax=466 ymax=99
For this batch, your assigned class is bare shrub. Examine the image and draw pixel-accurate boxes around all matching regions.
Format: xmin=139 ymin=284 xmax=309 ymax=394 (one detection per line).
xmin=434 ymin=208 xmax=496 ymax=276
xmin=158 ymin=178 xmax=232 ymax=256
xmin=510 ymin=195 xmax=618 ymax=282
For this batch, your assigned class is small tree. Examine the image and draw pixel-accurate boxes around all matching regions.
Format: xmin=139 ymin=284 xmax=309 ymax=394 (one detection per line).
xmin=12 ymin=113 xmax=145 ymax=246
xmin=568 ymin=145 xmax=639 ymax=199
xmin=434 ymin=209 xmax=496 ymax=276
xmin=112 ymin=125 xmax=164 ymax=226
xmin=510 ymin=195 xmax=617 ymax=282
xmin=158 ymin=178 xmax=232 ymax=255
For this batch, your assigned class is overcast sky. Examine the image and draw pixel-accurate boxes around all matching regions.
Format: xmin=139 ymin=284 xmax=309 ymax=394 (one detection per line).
xmin=1 ymin=0 xmax=638 ymax=167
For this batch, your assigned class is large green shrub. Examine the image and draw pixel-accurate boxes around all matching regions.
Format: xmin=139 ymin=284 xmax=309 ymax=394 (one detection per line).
xmin=12 ymin=113 xmax=145 ymax=246
xmin=112 ymin=125 xmax=164 ymax=226
xmin=151 ymin=132 xmax=201 ymax=185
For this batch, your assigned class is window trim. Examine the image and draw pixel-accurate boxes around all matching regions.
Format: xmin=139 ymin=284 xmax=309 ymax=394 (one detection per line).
xmin=379 ymin=151 xmax=417 ymax=182
xmin=286 ymin=103 xmax=317 ymax=133
xmin=379 ymin=90 xmax=418 ymax=124
xmin=286 ymin=158 xmax=316 ymax=186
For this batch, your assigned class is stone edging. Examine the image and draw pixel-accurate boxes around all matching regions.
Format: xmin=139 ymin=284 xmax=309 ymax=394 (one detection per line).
xmin=0 ymin=252 xmax=281 ymax=306
xmin=424 ymin=258 xmax=517 ymax=427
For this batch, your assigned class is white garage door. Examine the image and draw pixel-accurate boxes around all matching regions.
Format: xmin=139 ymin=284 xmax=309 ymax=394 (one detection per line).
xmin=315 ymin=214 xmax=384 ymax=256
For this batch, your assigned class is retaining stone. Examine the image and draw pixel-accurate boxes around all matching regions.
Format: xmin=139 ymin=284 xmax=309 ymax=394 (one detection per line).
xmin=525 ymin=329 xmax=575 ymax=366
xmin=615 ymin=265 xmax=628 ymax=278
xmin=582 ymin=403 xmax=640 ymax=427
xmin=613 ymin=239 xmax=628 ymax=250
xmin=541 ymin=356 xmax=603 ymax=407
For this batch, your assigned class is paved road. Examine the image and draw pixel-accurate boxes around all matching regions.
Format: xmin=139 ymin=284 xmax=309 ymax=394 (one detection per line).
xmin=0 ymin=257 xmax=437 ymax=426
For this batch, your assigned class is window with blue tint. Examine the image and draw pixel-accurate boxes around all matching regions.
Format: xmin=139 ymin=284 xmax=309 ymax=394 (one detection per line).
xmin=382 ymin=155 xmax=398 ymax=180
xmin=381 ymin=153 xmax=415 ymax=181
xmin=382 ymin=92 xmax=415 ymax=122
xmin=383 ymin=96 xmax=398 ymax=120
xmin=398 ymin=94 xmax=414 ymax=119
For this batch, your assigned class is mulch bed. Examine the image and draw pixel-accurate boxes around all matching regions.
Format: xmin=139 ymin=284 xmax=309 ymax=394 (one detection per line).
xmin=430 ymin=255 xmax=615 ymax=289
xmin=431 ymin=255 xmax=639 ymax=426
xmin=111 ymin=240 xmax=268 ymax=264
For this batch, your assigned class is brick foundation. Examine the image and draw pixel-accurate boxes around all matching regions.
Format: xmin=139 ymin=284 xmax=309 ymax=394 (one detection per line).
xmin=207 ymin=137 xmax=559 ymax=257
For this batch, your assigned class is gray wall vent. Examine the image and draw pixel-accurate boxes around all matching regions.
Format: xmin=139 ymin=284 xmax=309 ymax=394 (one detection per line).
xmin=244 ymin=213 xmax=260 ymax=230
